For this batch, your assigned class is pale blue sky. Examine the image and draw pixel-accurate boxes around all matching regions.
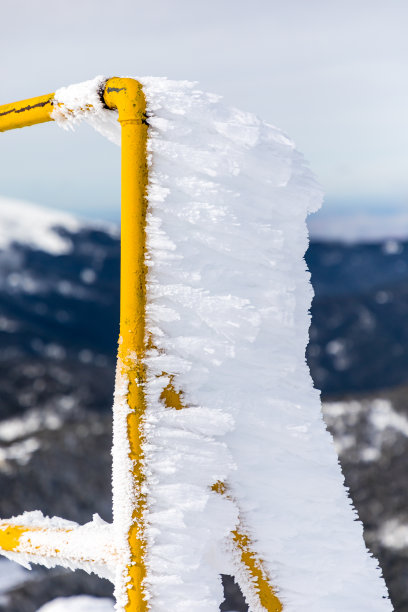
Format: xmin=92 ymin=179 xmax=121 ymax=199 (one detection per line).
xmin=1 ymin=0 xmax=408 ymax=222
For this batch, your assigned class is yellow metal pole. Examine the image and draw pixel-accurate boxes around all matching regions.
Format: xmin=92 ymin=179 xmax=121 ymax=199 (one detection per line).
xmin=0 ymin=78 xmax=150 ymax=610
xmin=0 ymin=93 xmax=54 ymax=132
xmin=104 ymin=78 xmax=149 ymax=612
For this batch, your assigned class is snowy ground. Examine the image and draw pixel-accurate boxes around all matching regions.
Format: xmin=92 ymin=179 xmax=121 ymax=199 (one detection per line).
xmin=36 ymin=596 xmax=114 ymax=611
xmin=37 ymin=596 xmax=239 ymax=612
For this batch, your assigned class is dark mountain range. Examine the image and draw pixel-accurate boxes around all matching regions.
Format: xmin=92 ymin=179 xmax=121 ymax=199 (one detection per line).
xmin=0 ymin=223 xmax=119 ymax=421
xmin=307 ymin=239 xmax=408 ymax=396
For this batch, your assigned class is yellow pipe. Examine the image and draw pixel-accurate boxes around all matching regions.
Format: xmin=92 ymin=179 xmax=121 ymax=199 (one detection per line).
xmin=0 ymin=522 xmax=119 ymax=569
xmin=104 ymin=78 xmax=149 ymax=612
xmin=104 ymin=78 xmax=148 ymax=354
xmin=0 ymin=93 xmax=54 ymax=132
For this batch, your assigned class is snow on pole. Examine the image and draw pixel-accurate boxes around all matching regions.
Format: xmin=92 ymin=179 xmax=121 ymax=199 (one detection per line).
xmin=0 ymin=76 xmax=392 ymax=612
xmin=0 ymin=512 xmax=116 ymax=579
xmin=71 ymin=76 xmax=389 ymax=611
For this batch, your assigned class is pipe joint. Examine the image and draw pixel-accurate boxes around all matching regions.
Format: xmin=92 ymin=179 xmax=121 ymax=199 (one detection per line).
xmin=103 ymin=78 xmax=147 ymax=125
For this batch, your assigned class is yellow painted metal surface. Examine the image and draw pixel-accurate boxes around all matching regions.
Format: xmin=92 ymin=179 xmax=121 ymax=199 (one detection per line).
xmin=160 ymin=375 xmax=185 ymax=410
xmin=0 ymin=93 xmax=54 ymax=132
xmin=104 ymin=78 xmax=149 ymax=612
xmin=0 ymin=523 xmax=74 ymax=555
xmin=0 ymin=524 xmax=27 ymax=551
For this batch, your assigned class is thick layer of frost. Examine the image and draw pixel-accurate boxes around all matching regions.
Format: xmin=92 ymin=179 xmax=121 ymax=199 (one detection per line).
xmin=141 ymin=77 xmax=390 ymax=611
xmin=0 ymin=512 xmax=116 ymax=581
xmin=53 ymin=76 xmax=121 ymax=146
xmin=4 ymin=76 xmax=391 ymax=611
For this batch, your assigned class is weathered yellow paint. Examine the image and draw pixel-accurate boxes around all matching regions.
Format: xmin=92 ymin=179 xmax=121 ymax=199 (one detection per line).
xmin=212 ymin=481 xmax=283 ymax=611
xmin=0 ymin=522 xmax=119 ymax=570
xmin=233 ymin=529 xmax=283 ymax=612
xmin=0 ymin=524 xmax=75 ymax=556
xmin=0 ymin=93 xmax=54 ymax=132
xmin=104 ymin=78 xmax=149 ymax=612
xmin=160 ymin=374 xmax=185 ymax=410
xmin=0 ymin=524 xmax=27 ymax=551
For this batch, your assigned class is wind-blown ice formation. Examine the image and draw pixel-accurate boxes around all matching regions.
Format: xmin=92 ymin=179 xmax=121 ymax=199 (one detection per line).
xmin=1 ymin=76 xmax=391 ymax=612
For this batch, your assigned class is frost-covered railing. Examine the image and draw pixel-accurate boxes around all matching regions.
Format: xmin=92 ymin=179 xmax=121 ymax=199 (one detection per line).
xmin=0 ymin=79 xmax=284 ymax=612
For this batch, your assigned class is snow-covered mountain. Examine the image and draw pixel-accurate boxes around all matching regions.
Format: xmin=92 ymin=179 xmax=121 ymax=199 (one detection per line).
xmin=0 ymin=197 xmax=120 ymax=422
